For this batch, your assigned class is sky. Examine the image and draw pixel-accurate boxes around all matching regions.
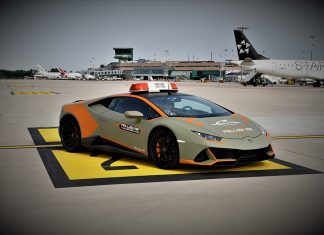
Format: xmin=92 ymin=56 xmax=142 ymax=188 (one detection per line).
xmin=0 ymin=0 xmax=323 ymax=71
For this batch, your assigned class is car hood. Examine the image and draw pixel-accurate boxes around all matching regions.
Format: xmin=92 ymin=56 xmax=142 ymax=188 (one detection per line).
xmin=175 ymin=114 xmax=261 ymax=139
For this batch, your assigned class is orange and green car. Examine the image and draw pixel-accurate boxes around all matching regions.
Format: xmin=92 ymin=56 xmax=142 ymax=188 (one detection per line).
xmin=59 ymin=82 xmax=274 ymax=169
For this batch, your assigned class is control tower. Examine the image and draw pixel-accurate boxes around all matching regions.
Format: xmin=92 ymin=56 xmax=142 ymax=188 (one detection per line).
xmin=113 ymin=48 xmax=133 ymax=62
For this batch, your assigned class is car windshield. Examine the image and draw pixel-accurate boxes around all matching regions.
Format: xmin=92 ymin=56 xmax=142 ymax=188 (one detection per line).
xmin=148 ymin=94 xmax=232 ymax=117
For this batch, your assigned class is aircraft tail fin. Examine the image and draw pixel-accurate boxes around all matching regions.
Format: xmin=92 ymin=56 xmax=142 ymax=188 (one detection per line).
xmin=234 ymin=30 xmax=268 ymax=60
xmin=58 ymin=68 xmax=67 ymax=76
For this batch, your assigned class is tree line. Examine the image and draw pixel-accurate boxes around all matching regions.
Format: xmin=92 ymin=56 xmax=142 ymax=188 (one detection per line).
xmin=0 ymin=68 xmax=61 ymax=79
xmin=0 ymin=69 xmax=35 ymax=79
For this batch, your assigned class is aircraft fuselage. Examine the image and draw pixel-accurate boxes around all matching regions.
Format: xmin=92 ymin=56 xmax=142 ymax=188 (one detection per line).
xmin=243 ymin=60 xmax=324 ymax=80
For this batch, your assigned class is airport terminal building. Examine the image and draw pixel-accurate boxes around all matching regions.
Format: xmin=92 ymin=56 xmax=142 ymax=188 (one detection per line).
xmin=114 ymin=60 xmax=225 ymax=79
xmin=84 ymin=47 xmax=238 ymax=80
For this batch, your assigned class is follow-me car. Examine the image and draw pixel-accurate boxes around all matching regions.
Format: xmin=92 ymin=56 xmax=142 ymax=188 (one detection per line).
xmin=59 ymin=82 xmax=275 ymax=169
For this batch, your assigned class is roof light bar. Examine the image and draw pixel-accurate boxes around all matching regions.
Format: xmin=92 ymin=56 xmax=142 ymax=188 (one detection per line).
xmin=129 ymin=83 xmax=149 ymax=93
xmin=170 ymin=82 xmax=178 ymax=91
xmin=129 ymin=82 xmax=178 ymax=93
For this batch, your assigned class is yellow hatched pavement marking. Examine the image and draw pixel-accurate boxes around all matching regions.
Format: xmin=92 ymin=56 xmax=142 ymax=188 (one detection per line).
xmin=11 ymin=91 xmax=58 ymax=95
xmin=8 ymin=86 xmax=34 ymax=88
xmin=38 ymin=128 xmax=61 ymax=142
xmin=0 ymin=144 xmax=62 ymax=149
xmin=52 ymin=150 xmax=290 ymax=180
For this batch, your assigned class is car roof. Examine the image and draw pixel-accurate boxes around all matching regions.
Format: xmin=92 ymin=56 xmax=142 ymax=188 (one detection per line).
xmin=88 ymin=92 xmax=191 ymax=105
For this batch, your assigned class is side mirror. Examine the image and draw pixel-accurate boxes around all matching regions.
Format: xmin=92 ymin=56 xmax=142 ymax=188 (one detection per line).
xmin=124 ymin=111 xmax=144 ymax=120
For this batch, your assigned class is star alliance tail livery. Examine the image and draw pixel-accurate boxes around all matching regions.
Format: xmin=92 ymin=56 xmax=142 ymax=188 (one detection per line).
xmin=232 ymin=30 xmax=324 ymax=87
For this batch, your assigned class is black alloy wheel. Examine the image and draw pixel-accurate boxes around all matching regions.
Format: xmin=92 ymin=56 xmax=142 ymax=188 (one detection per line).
xmin=60 ymin=118 xmax=82 ymax=152
xmin=149 ymin=129 xmax=179 ymax=169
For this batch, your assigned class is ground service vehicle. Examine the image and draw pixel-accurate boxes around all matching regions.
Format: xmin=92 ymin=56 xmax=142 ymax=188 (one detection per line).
xmin=59 ymin=82 xmax=275 ymax=169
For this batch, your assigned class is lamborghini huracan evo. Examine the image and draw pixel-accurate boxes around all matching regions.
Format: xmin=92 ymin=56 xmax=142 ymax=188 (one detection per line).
xmin=59 ymin=82 xmax=274 ymax=169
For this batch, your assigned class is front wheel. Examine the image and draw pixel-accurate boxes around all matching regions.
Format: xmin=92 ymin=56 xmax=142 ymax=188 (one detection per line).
xmin=60 ymin=117 xmax=82 ymax=152
xmin=149 ymin=129 xmax=179 ymax=169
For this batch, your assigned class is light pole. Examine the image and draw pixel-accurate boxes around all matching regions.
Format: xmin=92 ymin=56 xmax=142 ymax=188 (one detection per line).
xmin=90 ymin=57 xmax=95 ymax=69
xmin=310 ymin=35 xmax=315 ymax=60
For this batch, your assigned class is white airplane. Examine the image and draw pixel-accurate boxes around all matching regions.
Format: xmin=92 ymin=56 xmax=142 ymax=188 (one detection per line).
xmin=232 ymin=30 xmax=324 ymax=87
xmin=58 ymin=68 xmax=82 ymax=80
xmin=83 ymin=73 xmax=96 ymax=80
xmin=35 ymin=65 xmax=62 ymax=79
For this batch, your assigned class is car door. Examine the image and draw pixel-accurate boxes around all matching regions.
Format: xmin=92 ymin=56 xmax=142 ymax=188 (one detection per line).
xmin=98 ymin=96 xmax=159 ymax=155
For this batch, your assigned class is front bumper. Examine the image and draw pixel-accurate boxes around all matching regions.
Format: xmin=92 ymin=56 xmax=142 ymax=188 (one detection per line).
xmin=180 ymin=145 xmax=275 ymax=166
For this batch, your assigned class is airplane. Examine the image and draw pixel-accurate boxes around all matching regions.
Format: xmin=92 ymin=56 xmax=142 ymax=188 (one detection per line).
xmin=83 ymin=73 xmax=96 ymax=80
xmin=58 ymin=68 xmax=82 ymax=80
xmin=232 ymin=29 xmax=324 ymax=87
xmin=35 ymin=65 xmax=62 ymax=79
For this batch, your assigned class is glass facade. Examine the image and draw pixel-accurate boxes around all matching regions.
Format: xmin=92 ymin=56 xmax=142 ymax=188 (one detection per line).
xmin=113 ymin=48 xmax=133 ymax=62
xmin=133 ymin=68 xmax=167 ymax=76
xmin=191 ymin=70 xmax=221 ymax=79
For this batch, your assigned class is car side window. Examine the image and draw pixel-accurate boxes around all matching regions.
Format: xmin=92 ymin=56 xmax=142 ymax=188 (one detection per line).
xmin=89 ymin=97 xmax=114 ymax=108
xmin=148 ymin=108 xmax=159 ymax=119
xmin=110 ymin=97 xmax=159 ymax=120
xmin=108 ymin=98 xmax=120 ymax=110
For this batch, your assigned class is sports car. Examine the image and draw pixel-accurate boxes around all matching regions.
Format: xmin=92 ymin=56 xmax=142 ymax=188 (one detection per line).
xmin=59 ymin=82 xmax=275 ymax=169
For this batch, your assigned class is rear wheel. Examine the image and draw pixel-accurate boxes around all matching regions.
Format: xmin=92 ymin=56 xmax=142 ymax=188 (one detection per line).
xmin=149 ymin=129 xmax=179 ymax=169
xmin=60 ymin=117 xmax=82 ymax=152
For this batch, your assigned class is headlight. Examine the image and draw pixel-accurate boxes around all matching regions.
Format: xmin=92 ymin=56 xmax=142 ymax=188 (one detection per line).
xmin=260 ymin=126 xmax=267 ymax=135
xmin=259 ymin=126 xmax=270 ymax=138
xmin=191 ymin=130 xmax=222 ymax=142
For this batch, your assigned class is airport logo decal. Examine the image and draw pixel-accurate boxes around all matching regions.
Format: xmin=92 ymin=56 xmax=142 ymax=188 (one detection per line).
xmin=223 ymin=127 xmax=253 ymax=134
xmin=119 ymin=123 xmax=141 ymax=134
xmin=295 ymin=61 xmax=324 ymax=71
xmin=237 ymin=39 xmax=250 ymax=54
xmin=28 ymin=127 xmax=321 ymax=188
xmin=212 ymin=120 xmax=241 ymax=126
